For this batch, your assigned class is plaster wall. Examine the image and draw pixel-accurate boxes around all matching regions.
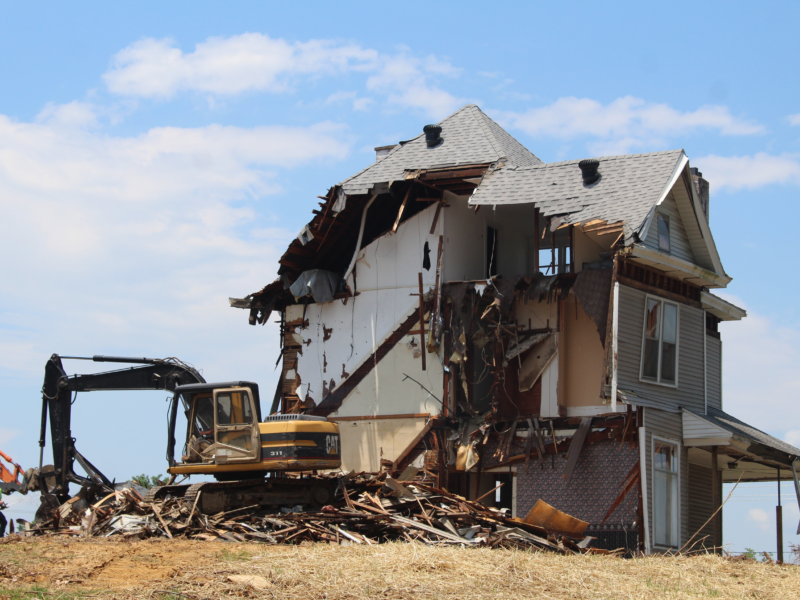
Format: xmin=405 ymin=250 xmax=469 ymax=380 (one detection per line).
xmin=560 ymin=294 xmax=606 ymax=407
xmin=333 ymin=416 xmax=429 ymax=472
xmin=286 ymin=203 xmax=441 ymax=413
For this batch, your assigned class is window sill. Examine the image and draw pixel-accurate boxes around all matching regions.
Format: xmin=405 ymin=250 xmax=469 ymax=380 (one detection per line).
xmin=639 ymin=376 xmax=678 ymax=389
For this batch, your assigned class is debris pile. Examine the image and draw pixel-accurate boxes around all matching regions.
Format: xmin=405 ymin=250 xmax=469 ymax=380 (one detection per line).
xmin=27 ymin=473 xmax=605 ymax=554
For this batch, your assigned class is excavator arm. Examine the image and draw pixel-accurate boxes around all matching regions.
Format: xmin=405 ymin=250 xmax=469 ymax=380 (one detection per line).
xmin=39 ymin=354 xmax=206 ymax=499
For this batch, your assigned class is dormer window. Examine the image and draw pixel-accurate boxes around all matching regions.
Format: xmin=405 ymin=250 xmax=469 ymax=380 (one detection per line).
xmin=657 ymin=214 xmax=670 ymax=253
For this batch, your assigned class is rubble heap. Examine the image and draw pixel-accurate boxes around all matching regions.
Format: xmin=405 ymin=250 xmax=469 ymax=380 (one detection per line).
xmin=26 ymin=472 xmax=609 ymax=554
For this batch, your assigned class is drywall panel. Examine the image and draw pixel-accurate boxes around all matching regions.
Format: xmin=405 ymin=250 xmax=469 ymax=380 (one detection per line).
xmin=513 ymin=296 xmax=558 ymax=331
xmin=561 ymin=294 xmax=605 ymax=407
xmin=347 ymin=202 xmax=440 ymax=292
xmin=337 ymin=417 xmax=429 ymax=472
xmin=573 ymin=228 xmax=609 ymax=273
xmin=444 ymin=194 xmax=484 ymax=282
xmin=288 ymin=204 xmax=441 ymax=410
xmin=332 ymin=323 xmax=445 ymax=418
xmin=540 ymin=353 xmax=559 ymax=417
xmin=444 ymin=195 xmax=539 ymax=282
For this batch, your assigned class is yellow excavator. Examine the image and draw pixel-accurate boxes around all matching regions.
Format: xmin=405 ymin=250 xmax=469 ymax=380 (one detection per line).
xmin=37 ymin=355 xmax=341 ymax=517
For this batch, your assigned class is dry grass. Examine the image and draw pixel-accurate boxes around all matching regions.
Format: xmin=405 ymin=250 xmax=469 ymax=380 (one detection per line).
xmin=1 ymin=536 xmax=798 ymax=599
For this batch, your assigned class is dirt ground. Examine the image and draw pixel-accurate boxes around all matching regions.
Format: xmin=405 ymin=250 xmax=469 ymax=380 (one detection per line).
xmin=1 ymin=535 xmax=799 ymax=599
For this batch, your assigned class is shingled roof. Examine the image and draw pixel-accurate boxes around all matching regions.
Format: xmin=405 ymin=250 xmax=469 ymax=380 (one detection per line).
xmin=469 ymin=150 xmax=685 ymax=244
xmin=340 ymin=104 xmax=542 ymax=196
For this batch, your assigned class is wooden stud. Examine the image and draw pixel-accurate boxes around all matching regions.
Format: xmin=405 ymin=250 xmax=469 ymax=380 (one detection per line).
xmin=393 ymin=187 xmax=412 ymax=233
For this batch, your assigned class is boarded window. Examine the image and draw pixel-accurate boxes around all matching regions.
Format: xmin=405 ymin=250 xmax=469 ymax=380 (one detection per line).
xmin=641 ymin=297 xmax=679 ymax=385
xmin=657 ymin=214 xmax=670 ymax=253
xmin=654 ymin=440 xmax=679 ymax=547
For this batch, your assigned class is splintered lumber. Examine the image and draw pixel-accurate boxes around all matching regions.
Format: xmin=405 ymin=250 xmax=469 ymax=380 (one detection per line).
xmin=26 ymin=472 xmax=603 ymax=555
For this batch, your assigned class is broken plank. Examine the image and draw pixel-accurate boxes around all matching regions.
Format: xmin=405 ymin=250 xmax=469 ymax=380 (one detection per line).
xmin=392 ymin=187 xmax=413 ymax=233
xmin=390 ymin=515 xmax=474 ymax=543
xmin=563 ymin=418 xmax=592 ymax=482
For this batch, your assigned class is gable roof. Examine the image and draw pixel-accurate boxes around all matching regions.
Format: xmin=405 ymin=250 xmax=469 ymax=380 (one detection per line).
xmin=340 ymin=104 xmax=542 ymax=196
xmin=468 ymin=150 xmax=727 ymax=278
xmin=469 ymin=150 xmax=683 ymax=240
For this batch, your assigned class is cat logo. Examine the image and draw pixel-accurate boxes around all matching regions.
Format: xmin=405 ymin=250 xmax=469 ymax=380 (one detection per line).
xmin=325 ymin=435 xmax=339 ymax=455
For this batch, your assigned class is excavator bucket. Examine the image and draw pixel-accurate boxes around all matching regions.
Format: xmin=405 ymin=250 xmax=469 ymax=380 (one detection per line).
xmin=0 ymin=450 xmax=25 ymax=494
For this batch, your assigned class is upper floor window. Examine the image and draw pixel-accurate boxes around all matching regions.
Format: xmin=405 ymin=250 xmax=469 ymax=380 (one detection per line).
xmin=641 ymin=297 xmax=679 ymax=385
xmin=657 ymin=214 xmax=670 ymax=253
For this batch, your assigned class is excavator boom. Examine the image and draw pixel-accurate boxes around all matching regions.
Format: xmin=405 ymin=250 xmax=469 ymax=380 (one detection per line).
xmin=39 ymin=354 xmax=206 ymax=498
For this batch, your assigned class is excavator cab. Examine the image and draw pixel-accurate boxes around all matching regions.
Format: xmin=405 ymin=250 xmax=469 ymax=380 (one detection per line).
xmin=177 ymin=385 xmax=260 ymax=466
xmin=167 ymin=381 xmax=342 ymax=479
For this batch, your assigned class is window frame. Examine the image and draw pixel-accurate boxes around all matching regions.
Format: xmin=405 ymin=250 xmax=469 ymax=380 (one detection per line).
xmin=657 ymin=213 xmax=671 ymax=254
xmin=484 ymin=221 xmax=501 ymax=279
xmin=639 ymin=295 xmax=680 ymax=388
xmin=651 ymin=435 xmax=681 ymax=550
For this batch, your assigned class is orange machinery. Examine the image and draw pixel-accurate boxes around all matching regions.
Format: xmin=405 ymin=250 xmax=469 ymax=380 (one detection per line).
xmin=0 ymin=450 xmax=25 ymax=494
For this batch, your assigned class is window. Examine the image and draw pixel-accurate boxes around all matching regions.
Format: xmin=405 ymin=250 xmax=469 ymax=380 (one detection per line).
xmin=641 ymin=297 xmax=678 ymax=385
xmin=527 ymin=226 xmax=572 ymax=275
xmin=653 ymin=440 xmax=679 ymax=547
xmin=216 ymin=391 xmax=253 ymax=425
xmin=657 ymin=214 xmax=670 ymax=253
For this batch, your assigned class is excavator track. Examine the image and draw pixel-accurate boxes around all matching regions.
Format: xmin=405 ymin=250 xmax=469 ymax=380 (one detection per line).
xmin=144 ymin=484 xmax=191 ymax=503
xmin=146 ymin=477 xmax=338 ymax=515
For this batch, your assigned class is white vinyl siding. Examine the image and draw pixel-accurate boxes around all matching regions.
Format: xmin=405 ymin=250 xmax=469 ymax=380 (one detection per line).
xmin=617 ymin=285 xmax=705 ymax=413
xmin=687 ymin=463 xmax=717 ymax=549
xmin=706 ymin=335 xmax=722 ymax=410
xmin=644 ymin=192 xmax=696 ymax=264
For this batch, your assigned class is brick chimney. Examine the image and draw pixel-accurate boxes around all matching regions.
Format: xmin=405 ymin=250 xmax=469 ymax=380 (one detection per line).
xmin=690 ymin=167 xmax=710 ymax=223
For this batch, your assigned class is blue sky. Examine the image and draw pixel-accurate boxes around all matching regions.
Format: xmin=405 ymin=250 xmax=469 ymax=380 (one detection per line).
xmin=1 ymin=1 xmax=799 ymax=554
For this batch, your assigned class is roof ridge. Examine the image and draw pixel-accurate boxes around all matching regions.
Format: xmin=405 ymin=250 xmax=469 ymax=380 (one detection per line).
xmin=470 ymin=106 xmax=505 ymax=161
xmin=498 ymin=148 xmax=685 ymax=172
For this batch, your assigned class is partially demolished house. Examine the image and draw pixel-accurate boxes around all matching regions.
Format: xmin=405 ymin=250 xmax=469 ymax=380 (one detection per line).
xmin=232 ymin=104 xmax=800 ymax=553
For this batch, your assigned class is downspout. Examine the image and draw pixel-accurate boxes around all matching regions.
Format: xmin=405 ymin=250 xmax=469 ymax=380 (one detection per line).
xmin=344 ymin=192 xmax=379 ymax=283
xmin=703 ymin=316 xmax=708 ymax=414
xmin=611 ymin=281 xmax=619 ymax=411
xmin=792 ymin=460 xmax=800 ymax=535
xmin=639 ymin=425 xmax=651 ymax=553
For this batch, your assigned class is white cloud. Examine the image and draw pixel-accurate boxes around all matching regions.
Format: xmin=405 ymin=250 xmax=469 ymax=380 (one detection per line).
xmin=788 ymin=113 xmax=800 ymax=126
xmin=500 ymin=96 xmax=764 ymax=154
xmin=104 ymin=35 xmax=463 ymax=119
xmin=366 ymin=53 xmax=464 ymax=119
xmin=748 ymin=508 xmax=770 ymax=532
xmin=786 ymin=431 xmax=800 ymax=448
xmin=0 ymin=428 xmax=21 ymax=445
xmin=35 ymin=100 xmax=99 ymax=129
xmin=695 ymin=153 xmax=800 ymax=190
xmin=325 ymin=91 xmax=372 ymax=111
xmin=103 ymin=34 xmax=378 ymax=98
xmin=0 ymin=109 xmax=350 ymax=384
xmin=717 ymin=297 xmax=800 ymax=438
